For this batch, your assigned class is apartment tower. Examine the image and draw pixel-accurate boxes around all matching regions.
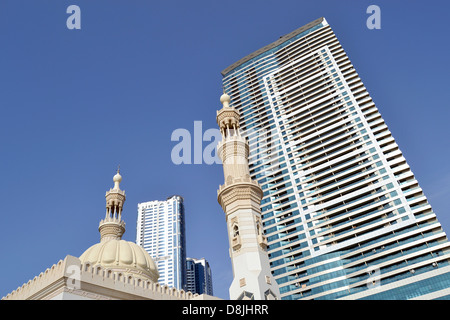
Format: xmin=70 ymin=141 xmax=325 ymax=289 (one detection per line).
xmin=136 ymin=195 xmax=186 ymax=290
xmin=220 ymin=17 xmax=450 ymax=300
xmin=186 ymin=257 xmax=214 ymax=296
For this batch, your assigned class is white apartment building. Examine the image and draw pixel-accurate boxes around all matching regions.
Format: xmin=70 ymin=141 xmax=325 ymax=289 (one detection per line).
xmin=137 ymin=195 xmax=186 ymax=290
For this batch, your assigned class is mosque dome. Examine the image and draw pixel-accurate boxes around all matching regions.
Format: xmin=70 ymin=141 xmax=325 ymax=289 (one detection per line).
xmin=79 ymin=239 xmax=159 ymax=282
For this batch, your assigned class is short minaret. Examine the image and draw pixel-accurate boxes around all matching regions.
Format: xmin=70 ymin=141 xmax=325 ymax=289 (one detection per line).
xmin=99 ymin=167 xmax=127 ymax=242
xmin=216 ymin=92 xmax=280 ymax=300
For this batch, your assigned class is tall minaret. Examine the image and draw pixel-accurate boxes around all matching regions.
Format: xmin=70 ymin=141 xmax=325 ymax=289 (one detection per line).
xmin=216 ymin=92 xmax=280 ymax=300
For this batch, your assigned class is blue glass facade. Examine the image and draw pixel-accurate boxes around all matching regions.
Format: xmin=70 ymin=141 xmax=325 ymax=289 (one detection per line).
xmin=359 ymin=271 xmax=450 ymax=300
xmin=186 ymin=258 xmax=214 ymax=295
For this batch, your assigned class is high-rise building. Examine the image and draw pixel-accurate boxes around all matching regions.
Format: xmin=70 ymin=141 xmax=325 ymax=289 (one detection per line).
xmin=220 ymin=17 xmax=450 ymax=300
xmin=186 ymin=257 xmax=214 ymax=296
xmin=136 ymin=195 xmax=187 ymax=290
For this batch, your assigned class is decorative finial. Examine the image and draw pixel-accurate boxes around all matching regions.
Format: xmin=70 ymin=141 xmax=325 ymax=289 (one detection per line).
xmin=220 ymin=91 xmax=231 ymax=108
xmin=113 ymin=166 xmax=122 ymax=190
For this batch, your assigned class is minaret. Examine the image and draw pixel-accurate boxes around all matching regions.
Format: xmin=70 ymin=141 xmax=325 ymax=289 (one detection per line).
xmin=99 ymin=167 xmax=127 ymax=242
xmin=216 ymin=92 xmax=280 ymax=300
xmin=79 ymin=168 xmax=160 ymax=283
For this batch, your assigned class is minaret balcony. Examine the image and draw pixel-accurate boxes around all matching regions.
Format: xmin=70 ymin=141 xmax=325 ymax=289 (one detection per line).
xmin=258 ymin=234 xmax=268 ymax=250
xmin=99 ymin=216 xmax=125 ymax=226
xmin=105 ymin=189 xmax=126 ymax=197
xmin=231 ymin=235 xmax=242 ymax=251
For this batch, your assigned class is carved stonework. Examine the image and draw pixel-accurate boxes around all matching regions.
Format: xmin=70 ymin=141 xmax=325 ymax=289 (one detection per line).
xmin=257 ymin=234 xmax=268 ymax=250
xmin=217 ymin=137 xmax=249 ymax=163
xmin=217 ymin=182 xmax=263 ymax=215
xmin=98 ymin=220 xmax=126 ymax=242
xmin=231 ymin=235 xmax=242 ymax=251
xmin=216 ymin=108 xmax=240 ymax=130
xmin=105 ymin=191 xmax=126 ymax=207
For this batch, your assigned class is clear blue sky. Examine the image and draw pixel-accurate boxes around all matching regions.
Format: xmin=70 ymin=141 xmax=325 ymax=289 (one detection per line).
xmin=1 ymin=0 xmax=449 ymax=300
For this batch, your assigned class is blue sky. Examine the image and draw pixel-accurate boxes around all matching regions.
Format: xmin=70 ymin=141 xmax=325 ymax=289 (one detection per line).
xmin=0 ymin=0 xmax=449 ymax=300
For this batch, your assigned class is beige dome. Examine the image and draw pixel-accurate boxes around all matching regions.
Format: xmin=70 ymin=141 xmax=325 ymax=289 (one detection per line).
xmin=80 ymin=239 xmax=159 ymax=282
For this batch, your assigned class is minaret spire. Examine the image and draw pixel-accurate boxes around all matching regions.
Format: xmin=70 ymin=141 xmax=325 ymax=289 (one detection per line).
xmin=113 ymin=165 xmax=121 ymax=190
xmin=216 ymin=92 xmax=280 ymax=300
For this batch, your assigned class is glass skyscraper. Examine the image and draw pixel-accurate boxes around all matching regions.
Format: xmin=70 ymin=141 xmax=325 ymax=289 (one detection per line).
xmin=136 ymin=195 xmax=186 ymax=290
xmin=221 ymin=17 xmax=450 ymax=300
xmin=186 ymin=257 xmax=214 ymax=296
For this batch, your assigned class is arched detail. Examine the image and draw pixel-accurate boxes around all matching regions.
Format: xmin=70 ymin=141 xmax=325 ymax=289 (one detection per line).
xmin=233 ymin=223 xmax=239 ymax=237
xmin=231 ymin=221 xmax=241 ymax=251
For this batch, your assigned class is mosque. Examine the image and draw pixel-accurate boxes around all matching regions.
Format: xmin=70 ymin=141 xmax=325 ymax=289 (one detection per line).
xmin=2 ymin=170 xmax=218 ymax=300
